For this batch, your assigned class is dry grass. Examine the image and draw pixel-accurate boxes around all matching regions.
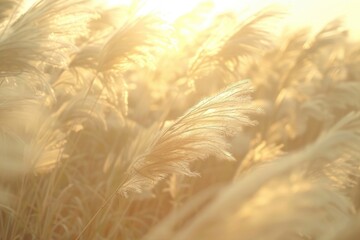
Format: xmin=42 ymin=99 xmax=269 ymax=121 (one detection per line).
xmin=1 ymin=0 xmax=360 ymax=239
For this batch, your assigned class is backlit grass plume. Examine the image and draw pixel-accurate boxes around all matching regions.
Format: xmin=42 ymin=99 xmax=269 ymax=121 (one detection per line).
xmin=144 ymin=110 xmax=360 ymax=240
xmin=0 ymin=0 xmax=93 ymax=80
xmin=119 ymin=79 xmax=260 ymax=195
xmin=145 ymin=114 xmax=360 ymax=240
xmin=188 ymin=8 xmax=280 ymax=82
xmin=2 ymin=0 xmax=360 ymax=239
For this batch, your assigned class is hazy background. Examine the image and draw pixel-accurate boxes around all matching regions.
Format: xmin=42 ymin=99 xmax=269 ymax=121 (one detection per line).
xmin=101 ymin=0 xmax=359 ymax=39
xmin=210 ymin=0 xmax=360 ymax=39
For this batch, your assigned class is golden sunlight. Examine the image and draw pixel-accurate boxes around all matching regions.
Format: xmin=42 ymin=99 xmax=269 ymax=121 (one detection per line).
xmin=100 ymin=0 xmax=291 ymax=21
xmin=102 ymin=0 xmax=208 ymax=22
xmin=99 ymin=0 xmax=360 ymax=38
xmin=102 ymin=0 xmax=132 ymax=8
xmin=3 ymin=0 xmax=360 ymax=239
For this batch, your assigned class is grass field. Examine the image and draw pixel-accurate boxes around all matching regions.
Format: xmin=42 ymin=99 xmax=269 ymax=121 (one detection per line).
xmin=1 ymin=0 xmax=360 ymax=239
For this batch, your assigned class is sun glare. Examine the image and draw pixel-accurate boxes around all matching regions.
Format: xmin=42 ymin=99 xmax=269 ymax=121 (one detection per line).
xmin=102 ymin=0 xmax=208 ymax=22
xmin=99 ymin=0 xmax=360 ymax=39
xmin=99 ymin=0 xmax=296 ymax=23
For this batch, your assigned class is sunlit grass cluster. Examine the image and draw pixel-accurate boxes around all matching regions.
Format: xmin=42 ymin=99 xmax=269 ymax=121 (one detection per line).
xmin=1 ymin=0 xmax=360 ymax=239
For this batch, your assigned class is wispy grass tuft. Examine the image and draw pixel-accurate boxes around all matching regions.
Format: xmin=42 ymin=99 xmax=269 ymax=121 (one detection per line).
xmin=119 ymin=79 xmax=260 ymax=195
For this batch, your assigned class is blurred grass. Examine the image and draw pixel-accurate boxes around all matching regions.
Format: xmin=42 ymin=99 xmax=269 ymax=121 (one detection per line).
xmin=1 ymin=0 xmax=360 ymax=239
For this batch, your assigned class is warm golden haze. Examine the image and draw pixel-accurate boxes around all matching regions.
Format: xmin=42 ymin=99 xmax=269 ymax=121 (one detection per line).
xmin=102 ymin=0 xmax=200 ymax=22
xmin=1 ymin=0 xmax=360 ymax=239
xmin=99 ymin=0 xmax=360 ymax=38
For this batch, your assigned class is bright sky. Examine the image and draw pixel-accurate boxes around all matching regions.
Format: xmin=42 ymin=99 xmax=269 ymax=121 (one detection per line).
xmin=22 ymin=0 xmax=360 ymax=39
xmin=284 ymin=0 xmax=360 ymax=38
xmin=102 ymin=0 xmax=360 ymax=39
